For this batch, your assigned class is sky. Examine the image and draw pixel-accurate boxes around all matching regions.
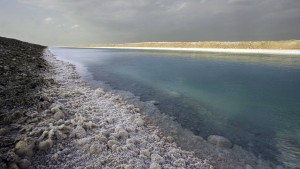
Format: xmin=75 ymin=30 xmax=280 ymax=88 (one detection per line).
xmin=0 ymin=0 xmax=300 ymax=46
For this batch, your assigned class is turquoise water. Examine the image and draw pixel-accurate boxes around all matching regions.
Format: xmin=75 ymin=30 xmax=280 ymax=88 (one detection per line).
xmin=51 ymin=48 xmax=300 ymax=168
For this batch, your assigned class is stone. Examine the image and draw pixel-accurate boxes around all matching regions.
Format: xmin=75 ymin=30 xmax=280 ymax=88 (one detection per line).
xmin=95 ymin=88 xmax=105 ymax=96
xmin=18 ymin=159 xmax=31 ymax=169
xmin=174 ymin=158 xmax=186 ymax=167
xmin=38 ymin=139 xmax=53 ymax=150
xmin=150 ymin=162 xmax=161 ymax=169
xmin=124 ymin=165 xmax=132 ymax=169
xmin=151 ymin=154 xmax=165 ymax=164
xmin=135 ymin=118 xmax=144 ymax=127
xmin=107 ymin=140 xmax=118 ymax=149
xmin=54 ymin=110 xmax=64 ymax=120
xmin=115 ymin=127 xmax=128 ymax=139
xmin=50 ymin=105 xmax=61 ymax=113
xmin=74 ymin=125 xmax=86 ymax=138
xmin=207 ymin=135 xmax=232 ymax=148
xmin=140 ymin=149 xmax=150 ymax=157
xmin=14 ymin=139 xmax=34 ymax=157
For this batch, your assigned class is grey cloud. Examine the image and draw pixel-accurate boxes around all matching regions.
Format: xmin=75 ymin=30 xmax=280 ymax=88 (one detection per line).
xmin=1 ymin=0 xmax=299 ymax=45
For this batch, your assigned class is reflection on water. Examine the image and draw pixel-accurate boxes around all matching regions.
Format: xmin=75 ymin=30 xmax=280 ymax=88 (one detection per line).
xmin=51 ymin=48 xmax=300 ymax=168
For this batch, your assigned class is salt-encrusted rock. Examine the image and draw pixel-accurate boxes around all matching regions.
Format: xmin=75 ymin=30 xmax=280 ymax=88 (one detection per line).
xmin=38 ymin=131 xmax=49 ymax=141
xmin=95 ymin=88 xmax=105 ymax=96
xmin=151 ymin=154 xmax=165 ymax=164
xmin=73 ymin=125 xmax=86 ymax=138
xmin=18 ymin=159 xmax=31 ymax=169
xmin=135 ymin=118 xmax=144 ymax=127
xmin=58 ymin=124 xmax=65 ymax=130
xmin=14 ymin=139 xmax=34 ymax=157
xmin=51 ymin=153 xmax=59 ymax=161
xmin=55 ymin=129 xmax=67 ymax=140
xmin=126 ymin=142 xmax=135 ymax=150
xmin=89 ymin=144 xmax=104 ymax=154
xmin=124 ymin=165 xmax=132 ymax=169
xmin=94 ymin=134 xmax=107 ymax=143
xmin=140 ymin=149 xmax=150 ymax=158
xmin=166 ymin=136 xmax=174 ymax=143
xmin=111 ymin=144 xmax=118 ymax=152
xmin=84 ymin=121 xmax=97 ymax=130
xmin=132 ymin=108 xmax=140 ymax=113
xmin=50 ymin=105 xmax=62 ymax=113
xmin=115 ymin=127 xmax=128 ymax=139
xmin=173 ymin=158 xmax=186 ymax=167
xmin=207 ymin=135 xmax=232 ymax=148
xmin=54 ymin=110 xmax=64 ymax=120
xmin=107 ymin=140 xmax=118 ymax=149
xmin=75 ymin=113 xmax=85 ymax=125
xmin=38 ymin=139 xmax=53 ymax=150
xmin=126 ymin=139 xmax=134 ymax=145
xmin=64 ymin=120 xmax=71 ymax=125
xmin=57 ymin=119 xmax=64 ymax=125
xmin=150 ymin=162 xmax=161 ymax=169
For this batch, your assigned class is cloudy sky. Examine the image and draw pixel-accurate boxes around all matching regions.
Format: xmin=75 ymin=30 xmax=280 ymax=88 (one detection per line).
xmin=0 ymin=0 xmax=300 ymax=46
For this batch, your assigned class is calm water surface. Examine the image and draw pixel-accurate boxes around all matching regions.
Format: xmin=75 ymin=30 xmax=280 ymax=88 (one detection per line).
xmin=51 ymin=48 xmax=300 ymax=168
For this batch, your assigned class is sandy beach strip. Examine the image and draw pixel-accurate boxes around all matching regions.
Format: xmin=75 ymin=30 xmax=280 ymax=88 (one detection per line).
xmin=86 ymin=47 xmax=300 ymax=55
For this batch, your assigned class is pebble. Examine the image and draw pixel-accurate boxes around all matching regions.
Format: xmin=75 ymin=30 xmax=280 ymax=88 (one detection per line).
xmin=107 ymin=140 xmax=118 ymax=149
xmin=14 ymin=139 xmax=34 ymax=157
xmin=150 ymin=162 xmax=161 ymax=169
xmin=38 ymin=139 xmax=53 ymax=150
xmin=74 ymin=125 xmax=87 ymax=138
xmin=135 ymin=118 xmax=144 ymax=127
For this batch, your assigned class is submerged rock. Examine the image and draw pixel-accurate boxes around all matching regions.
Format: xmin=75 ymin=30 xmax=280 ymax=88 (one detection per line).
xmin=207 ymin=135 xmax=232 ymax=148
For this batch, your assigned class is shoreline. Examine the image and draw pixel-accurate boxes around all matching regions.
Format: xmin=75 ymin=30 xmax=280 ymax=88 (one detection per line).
xmin=49 ymin=48 xmax=282 ymax=169
xmin=29 ymin=49 xmax=215 ymax=168
xmin=83 ymin=47 xmax=300 ymax=55
xmin=0 ymin=36 xmax=285 ymax=168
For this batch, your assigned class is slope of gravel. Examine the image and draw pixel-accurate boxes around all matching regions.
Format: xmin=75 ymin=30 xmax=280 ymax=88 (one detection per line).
xmin=0 ymin=36 xmax=47 ymax=113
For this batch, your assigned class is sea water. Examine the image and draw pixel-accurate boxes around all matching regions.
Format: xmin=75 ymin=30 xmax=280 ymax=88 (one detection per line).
xmin=51 ymin=48 xmax=300 ymax=168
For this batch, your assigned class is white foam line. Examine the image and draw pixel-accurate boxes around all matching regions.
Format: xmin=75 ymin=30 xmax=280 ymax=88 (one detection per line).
xmin=85 ymin=47 xmax=300 ymax=55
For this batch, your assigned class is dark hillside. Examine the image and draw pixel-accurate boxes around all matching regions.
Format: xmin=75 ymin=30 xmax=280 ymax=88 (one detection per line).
xmin=0 ymin=36 xmax=47 ymax=122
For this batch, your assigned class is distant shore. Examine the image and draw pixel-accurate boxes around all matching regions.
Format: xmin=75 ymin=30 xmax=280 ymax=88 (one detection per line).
xmin=85 ymin=46 xmax=300 ymax=55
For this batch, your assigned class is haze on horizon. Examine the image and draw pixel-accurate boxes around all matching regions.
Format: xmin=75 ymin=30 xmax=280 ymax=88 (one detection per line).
xmin=0 ymin=0 xmax=300 ymax=46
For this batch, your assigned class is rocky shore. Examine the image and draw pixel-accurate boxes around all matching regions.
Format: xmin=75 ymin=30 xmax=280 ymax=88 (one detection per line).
xmin=0 ymin=37 xmax=213 ymax=168
xmin=0 ymin=37 xmax=285 ymax=169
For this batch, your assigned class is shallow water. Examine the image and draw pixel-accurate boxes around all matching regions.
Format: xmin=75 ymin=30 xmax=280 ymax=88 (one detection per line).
xmin=51 ymin=48 xmax=300 ymax=168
